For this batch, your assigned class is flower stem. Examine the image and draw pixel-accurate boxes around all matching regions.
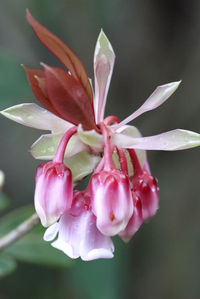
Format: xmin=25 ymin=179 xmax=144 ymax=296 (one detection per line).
xmin=117 ymin=147 xmax=128 ymax=175
xmin=103 ymin=115 xmax=120 ymax=126
xmin=100 ymin=123 xmax=114 ymax=171
xmin=0 ymin=213 xmax=39 ymax=251
xmin=53 ymin=126 xmax=77 ymax=163
xmin=128 ymin=149 xmax=143 ymax=176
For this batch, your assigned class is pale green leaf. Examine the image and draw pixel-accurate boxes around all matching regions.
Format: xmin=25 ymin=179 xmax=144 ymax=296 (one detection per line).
xmin=1 ymin=103 xmax=71 ymax=133
xmin=31 ymin=133 xmax=88 ymax=160
xmin=78 ymin=124 xmax=103 ymax=150
xmin=65 ymin=151 xmax=100 ymax=182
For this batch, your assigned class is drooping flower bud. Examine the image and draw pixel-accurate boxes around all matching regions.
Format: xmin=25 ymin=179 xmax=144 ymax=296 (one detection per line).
xmin=34 ymin=161 xmax=73 ymax=227
xmin=34 ymin=126 xmax=77 ymax=227
xmin=128 ymin=148 xmax=159 ymax=221
xmin=132 ymin=172 xmax=159 ymax=221
xmin=119 ymin=192 xmax=143 ymax=242
xmin=90 ymin=169 xmax=133 ymax=236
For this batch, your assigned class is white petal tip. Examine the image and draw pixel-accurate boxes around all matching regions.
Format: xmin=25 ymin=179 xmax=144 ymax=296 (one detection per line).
xmin=160 ymin=80 xmax=181 ymax=90
xmin=43 ymin=222 xmax=59 ymax=241
xmin=51 ymin=239 xmax=79 ymax=259
xmin=82 ymin=249 xmax=114 ymax=261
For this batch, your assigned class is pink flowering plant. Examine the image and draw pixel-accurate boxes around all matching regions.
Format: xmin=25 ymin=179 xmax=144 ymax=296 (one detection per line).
xmin=1 ymin=11 xmax=200 ymax=261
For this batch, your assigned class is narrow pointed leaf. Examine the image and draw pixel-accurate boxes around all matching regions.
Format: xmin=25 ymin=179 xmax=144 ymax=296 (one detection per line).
xmin=1 ymin=103 xmax=71 ymax=132
xmin=112 ymin=129 xmax=200 ymax=150
xmin=26 ymin=10 xmax=93 ymax=102
xmin=43 ymin=65 xmax=97 ymax=130
xmin=115 ymin=81 xmax=181 ymax=129
xmin=94 ymin=30 xmax=115 ymax=123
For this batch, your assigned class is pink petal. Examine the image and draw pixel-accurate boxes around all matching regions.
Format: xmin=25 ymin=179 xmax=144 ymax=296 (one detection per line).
xmin=133 ymin=174 xmax=159 ymax=221
xmin=34 ymin=162 xmax=73 ymax=227
xmin=112 ymin=129 xmax=200 ymax=151
xmin=90 ymin=170 xmax=133 ymax=236
xmin=119 ymin=195 xmax=143 ymax=242
xmin=51 ymin=210 xmax=114 ymax=261
xmin=94 ymin=30 xmax=115 ymax=123
xmin=114 ymin=81 xmax=181 ymax=129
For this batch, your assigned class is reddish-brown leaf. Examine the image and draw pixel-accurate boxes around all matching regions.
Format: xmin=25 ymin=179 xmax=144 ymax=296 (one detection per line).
xmin=22 ymin=65 xmax=63 ymax=118
xmin=43 ymin=64 xmax=97 ymax=131
xmin=26 ymin=10 xmax=93 ymax=103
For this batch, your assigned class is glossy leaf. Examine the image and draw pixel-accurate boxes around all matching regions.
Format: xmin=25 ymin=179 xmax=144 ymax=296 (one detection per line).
xmin=31 ymin=133 xmax=88 ymax=160
xmin=22 ymin=65 xmax=62 ymax=118
xmin=64 ymin=151 xmax=100 ymax=181
xmin=112 ymin=128 xmax=200 ymax=150
xmin=43 ymin=64 xmax=97 ymax=130
xmin=94 ymin=30 xmax=115 ymax=123
xmin=115 ymin=81 xmax=181 ymax=129
xmin=1 ymin=103 xmax=71 ymax=133
xmin=26 ymin=10 xmax=93 ymax=102
xmin=78 ymin=124 xmax=103 ymax=150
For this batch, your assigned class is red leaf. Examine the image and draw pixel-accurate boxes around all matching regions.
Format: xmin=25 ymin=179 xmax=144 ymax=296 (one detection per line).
xmin=43 ymin=64 xmax=97 ymax=131
xmin=26 ymin=10 xmax=93 ymax=103
xmin=22 ymin=65 xmax=63 ymax=118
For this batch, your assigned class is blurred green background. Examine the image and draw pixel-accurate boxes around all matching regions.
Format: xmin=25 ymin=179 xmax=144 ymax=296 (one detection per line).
xmin=0 ymin=0 xmax=200 ymax=298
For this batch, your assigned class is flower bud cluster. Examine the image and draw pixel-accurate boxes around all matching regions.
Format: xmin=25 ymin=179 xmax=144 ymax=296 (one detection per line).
xmin=35 ymin=124 xmax=159 ymax=260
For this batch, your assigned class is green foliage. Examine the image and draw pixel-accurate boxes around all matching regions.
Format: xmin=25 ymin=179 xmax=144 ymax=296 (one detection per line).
xmin=0 ymin=206 xmax=72 ymax=276
xmin=0 ymin=193 xmax=9 ymax=211
xmin=0 ymin=254 xmax=17 ymax=278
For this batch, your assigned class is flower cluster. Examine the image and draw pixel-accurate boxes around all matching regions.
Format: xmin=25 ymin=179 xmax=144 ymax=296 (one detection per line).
xmin=1 ymin=11 xmax=200 ymax=260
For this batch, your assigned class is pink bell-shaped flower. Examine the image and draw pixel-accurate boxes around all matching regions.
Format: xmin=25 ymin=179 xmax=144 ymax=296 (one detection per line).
xmin=133 ymin=172 xmax=159 ymax=221
xmin=119 ymin=191 xmax=143 ymax=242
xmin=44 ymin=190 xmax=114 ymax=261
xmin=35 ymin=161 xmax=73 ymax=227
xmin=90 ymin=123 xmax=133 ymax=236
xmin=34 ymin=126 xmax=77 ymax=227
xmin=90 ymin=169 xmax=133 ymax=236
xmin=128 ymin=148 xmax=159 ymax=221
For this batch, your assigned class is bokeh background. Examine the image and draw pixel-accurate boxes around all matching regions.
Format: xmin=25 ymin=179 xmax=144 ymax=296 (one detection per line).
xmin=0 ymin=0 xmax=200 ymax=298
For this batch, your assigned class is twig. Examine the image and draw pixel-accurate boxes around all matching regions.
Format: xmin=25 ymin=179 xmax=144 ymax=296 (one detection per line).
xmin=0 ymin=213 xmax=40 ymax=251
